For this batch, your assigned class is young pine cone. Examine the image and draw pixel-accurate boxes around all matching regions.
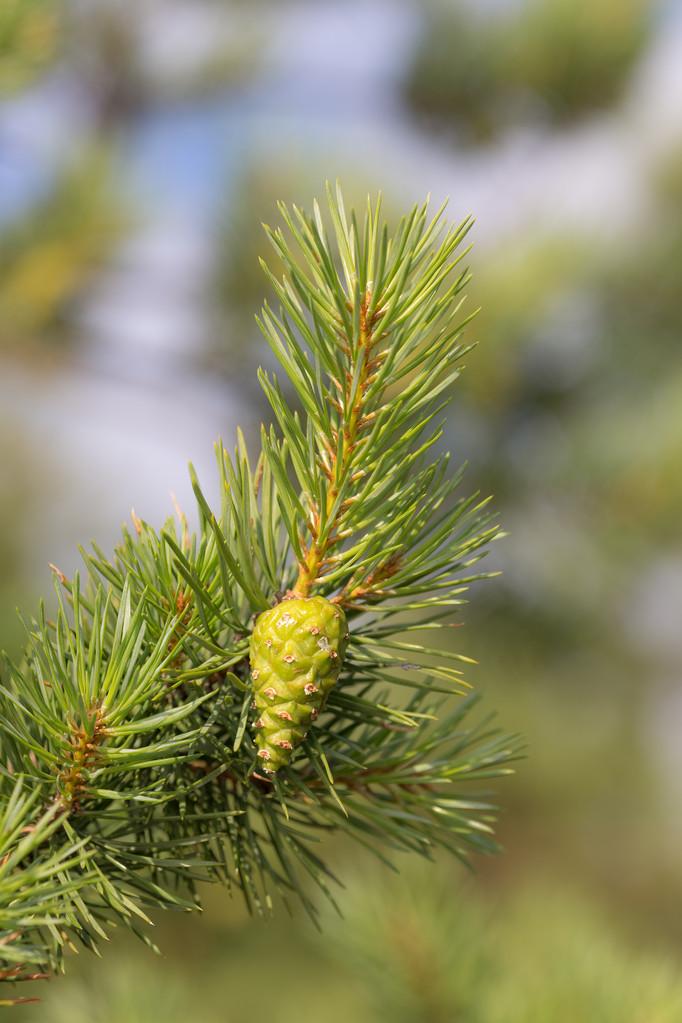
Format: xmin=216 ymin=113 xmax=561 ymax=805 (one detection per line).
xmin=249 ymin=596 xmax=349 ymax=773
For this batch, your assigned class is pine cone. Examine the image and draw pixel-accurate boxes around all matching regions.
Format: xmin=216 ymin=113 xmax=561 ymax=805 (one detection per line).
xmin=249 ymin=596 xmax=349 ymax=773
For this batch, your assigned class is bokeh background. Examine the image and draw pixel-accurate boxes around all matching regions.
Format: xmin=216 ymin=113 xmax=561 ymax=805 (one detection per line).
xmin=2 ymin=0 xmax=682 ymax=1017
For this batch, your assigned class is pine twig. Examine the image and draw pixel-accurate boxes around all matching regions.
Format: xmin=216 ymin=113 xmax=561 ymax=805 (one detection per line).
xmin=0 ymin=185 xmax=520 ymax=999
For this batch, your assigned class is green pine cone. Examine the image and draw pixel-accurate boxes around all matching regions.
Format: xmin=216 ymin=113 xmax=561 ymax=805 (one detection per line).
xmin=249 ymin=596 xmax=349 ymax=773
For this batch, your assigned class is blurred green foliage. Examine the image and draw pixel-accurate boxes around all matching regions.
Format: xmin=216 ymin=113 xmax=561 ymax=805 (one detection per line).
xmin=0 ymin=0 xmax=61 ymax=96
xmin=16 ymin=864 xmax=682 ymax=1021
xmin=0 ymin=0 xmax=264 ymax=365
xmin=404 ymin=0 xmax=655 ymax=141
xmin=329 ymin=863 xmax=682 ymax=1023
xmin=438 ymin=144 xmax=682 ymax=949
xmin=0 ymin=148 xmax=127 ymax=357
xmin=66 ymin=0 xmax=262 ymax=131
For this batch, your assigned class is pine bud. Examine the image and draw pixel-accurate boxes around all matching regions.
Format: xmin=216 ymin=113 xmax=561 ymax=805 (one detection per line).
xmin=249 ymin=596 xmax=348 ymax=773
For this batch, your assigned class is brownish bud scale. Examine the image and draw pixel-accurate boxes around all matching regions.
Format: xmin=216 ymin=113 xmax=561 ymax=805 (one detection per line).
xmin=249 ymin=596 xmax=348 ymax=772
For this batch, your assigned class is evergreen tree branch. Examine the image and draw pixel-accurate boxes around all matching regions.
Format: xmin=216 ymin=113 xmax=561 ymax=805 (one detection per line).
xmin=0 ymin=185 xmax=521 ymax=1000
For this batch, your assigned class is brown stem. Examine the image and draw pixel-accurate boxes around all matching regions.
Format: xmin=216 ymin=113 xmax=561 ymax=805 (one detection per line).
xmin=292 ymin=290 xmax=382 ymax=598
xmin=0 ymin=711 xmax=108 ymax=989
xmin=331 ymin=552 xmax=403 ymax=609
xmin=54 ymin=707 xmax=107 ymax=814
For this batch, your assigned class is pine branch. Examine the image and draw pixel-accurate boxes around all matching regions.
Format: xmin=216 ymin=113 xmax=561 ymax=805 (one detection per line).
xmin=0 ymin=186 xmax=521 ymax=1000
xmin=256 ymin=186 xmax=481 ymax=607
